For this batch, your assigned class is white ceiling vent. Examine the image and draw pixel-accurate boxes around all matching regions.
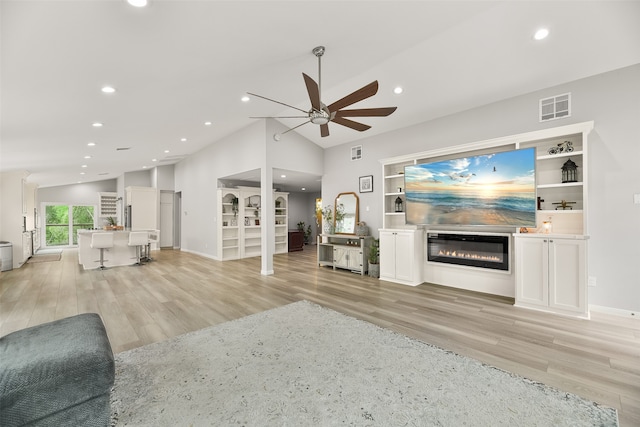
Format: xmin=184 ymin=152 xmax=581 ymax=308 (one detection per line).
xmin=351 ymin=145 xmax=362 ymax=161
xmin=539 ymin=93 xmax=571 ymax=122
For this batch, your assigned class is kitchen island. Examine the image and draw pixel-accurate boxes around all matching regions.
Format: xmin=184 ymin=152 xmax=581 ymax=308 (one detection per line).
xmin=77 ymin=229 xmax=159 ymax=270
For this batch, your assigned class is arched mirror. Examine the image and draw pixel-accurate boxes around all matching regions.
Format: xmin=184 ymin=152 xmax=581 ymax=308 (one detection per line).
xmin=334 ymin=192 xmax=359 ymax=234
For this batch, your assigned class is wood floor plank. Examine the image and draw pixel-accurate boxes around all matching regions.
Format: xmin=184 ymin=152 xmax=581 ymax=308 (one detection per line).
xmin=0 ymin=247 xmax=638 ymax=426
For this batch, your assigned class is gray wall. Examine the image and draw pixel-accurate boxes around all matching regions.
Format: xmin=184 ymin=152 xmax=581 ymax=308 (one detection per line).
xmin=37 ymin=179 xmax=117 ymax=207
xmin=321 ymin=64 xmax=640 ymax=312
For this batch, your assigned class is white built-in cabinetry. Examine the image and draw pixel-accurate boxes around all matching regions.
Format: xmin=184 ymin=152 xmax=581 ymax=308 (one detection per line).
xmin=98 ymin=192 xmax=118 ymax=218
xmin=379 ymin=229 xmax=423 ymax=286
xmin=379 ymin=121 xmax=593 ymax=315
xmin=317 ymin=234 xmax=372 ymax=275
xmin=217 ymin=188 xmax=288 ymax=260
xmin=125 ymin=186 xmax=157 ymax=230
xmin=514 ymin=235 xmax=588 ymax=318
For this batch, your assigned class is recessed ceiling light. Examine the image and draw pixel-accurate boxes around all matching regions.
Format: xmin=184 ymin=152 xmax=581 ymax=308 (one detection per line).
xmin=127 ymin=0 xmax=148 ymax=7
xmin=80 ymin=172 xmax=86 ymax=175
xmin=81 ymin=164 xmax=88 ymax=168
xmin=87 ymin=142 xmax=96 ymax=147
xmin=164 ymin=150 xmax=170 ymax=153
xmin=181 ymin=138 xmax=187 ymax=142
xmin=101 ymin=86 xmax=116 ymax=94
xmin=241 ymin=96 xmax=250 ymax=102
xmin=142 ymin=166 xmax=148 ymax=169
xmin=393 ymin=86 xmax=403 ymax=95
xmin=92 ymin=122 xmax=103 ymax=127
xmin=204 ymin=121 xmax=212 ymax=126
xmin=84 ymin=155 xmax=91 ymax=159
xmin=280 ymin=174 xmax=286 ymax=178
xmin=152 ymin=158 xmax=158 ymax=162
xmin=301 ymin=187 xmax=306 ymax=191
xmin=534 ymin=28 xmax=549 ymax=40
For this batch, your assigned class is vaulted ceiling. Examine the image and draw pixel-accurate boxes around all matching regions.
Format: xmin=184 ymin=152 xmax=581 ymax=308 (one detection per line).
xmin=2 ymin=1 xmax=639 ymax=189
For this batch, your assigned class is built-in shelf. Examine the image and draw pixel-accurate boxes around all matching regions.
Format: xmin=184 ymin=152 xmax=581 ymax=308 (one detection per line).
xmin=537 ymin=182 xmax=583 ymax=189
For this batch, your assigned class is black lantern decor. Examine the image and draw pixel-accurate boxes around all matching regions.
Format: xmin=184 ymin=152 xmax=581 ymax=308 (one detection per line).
xmin=561 ymin=158 xmax=578 ymax=183
xmin=395 ymin=196 xmax=404 ymax=212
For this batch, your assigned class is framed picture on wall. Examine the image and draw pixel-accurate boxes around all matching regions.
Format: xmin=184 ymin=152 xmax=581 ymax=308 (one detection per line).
xmin=359 ymin=175 xmax=373 ymax=193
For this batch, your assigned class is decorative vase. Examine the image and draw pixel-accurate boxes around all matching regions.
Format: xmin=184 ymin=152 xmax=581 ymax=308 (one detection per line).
xmin=368 ymin=263 xmax=380 ymax=278
xmin=323 ymin=222 xmax=334 ymax=235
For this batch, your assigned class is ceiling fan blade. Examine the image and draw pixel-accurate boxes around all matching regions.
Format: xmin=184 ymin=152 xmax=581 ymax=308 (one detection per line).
xmin=334 ymin=107 xmax=397 ymax=117
xmin=280 ymin=120 xmax=311 ymax=135
xmin=246 ymin=92 xmax=308 ymax=114
xmin=302 ymin=73 xmax=321 ymax=111
xmin=327 ymin=81 xmax=379 ymax=112
xmin=320 ymin=124 xmax=330 ymax=137
xmin=331 ymin=116 xmax=371 ymax=132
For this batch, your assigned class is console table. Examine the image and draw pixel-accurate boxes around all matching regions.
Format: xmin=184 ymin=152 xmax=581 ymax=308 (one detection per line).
xmin=317 ymin=234 xmax=372 ymax=276
xmin=288 ymin=230 xmax=304 ymax=252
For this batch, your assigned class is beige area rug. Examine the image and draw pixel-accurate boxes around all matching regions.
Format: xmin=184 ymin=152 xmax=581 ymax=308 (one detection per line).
xmin=110 ymin=301 xmax=618 ymax=426
xmin=26 ymin=252 xmax=61 ymax=263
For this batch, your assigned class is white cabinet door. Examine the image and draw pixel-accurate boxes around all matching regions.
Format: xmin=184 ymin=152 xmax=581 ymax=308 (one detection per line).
xmin=379 ymin=229 xmax=423 ymax=286
xmin=333 ymin=246 xmax=349 ymax=269
xmin=333 ymin=246 xmax=362 ymax=271
xmin=394 ymin=231 xmax=415 ymax=282
xmin=379 ymin=230 xmax=397 ymax=279
xmin=346 ymin=247 xmax=363 ymax=271
xmin=515 ymin=236 xmax=588 ymax=318
xmin=515 ymin=237 xmax=549 ymax=308
xmin=549 ymin=238 xmax=587 ymax=315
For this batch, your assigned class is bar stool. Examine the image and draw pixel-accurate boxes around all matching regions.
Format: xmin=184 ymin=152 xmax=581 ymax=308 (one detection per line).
xmin=91 ymin=233 xmax=113 ymax=270
xmin=128 ymin=231 xmax=149 ymax=266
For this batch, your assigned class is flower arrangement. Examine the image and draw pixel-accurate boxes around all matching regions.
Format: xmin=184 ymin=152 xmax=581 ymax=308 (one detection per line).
xmin=320 ymin=205 xmax=333 ymax=223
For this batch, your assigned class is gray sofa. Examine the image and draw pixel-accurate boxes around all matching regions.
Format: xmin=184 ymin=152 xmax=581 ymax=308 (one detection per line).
xmin=0 ymin=313 xmax=115 ymax=426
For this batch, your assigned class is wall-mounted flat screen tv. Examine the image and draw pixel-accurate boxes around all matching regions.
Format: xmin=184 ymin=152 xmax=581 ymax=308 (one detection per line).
xmin=404 ymin=147 xmax=536 ymax=227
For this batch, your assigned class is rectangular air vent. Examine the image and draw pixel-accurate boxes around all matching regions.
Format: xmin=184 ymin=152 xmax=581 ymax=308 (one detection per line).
xmin=116 ymin=147 xmax=131 ymax=151
xmin=539 ymin=93 xmax=571 ymax=122
xmin=351 ymin=145 xmax=362 ymax=161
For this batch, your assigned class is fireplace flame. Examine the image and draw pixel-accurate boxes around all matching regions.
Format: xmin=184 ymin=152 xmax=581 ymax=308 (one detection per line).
xmin=437 ymin=249 xmax=502 ymax=262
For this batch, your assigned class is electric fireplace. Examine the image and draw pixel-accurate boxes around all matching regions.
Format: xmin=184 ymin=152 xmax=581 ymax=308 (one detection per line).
xmin=427 ymin=232 xmax=509 ymax=271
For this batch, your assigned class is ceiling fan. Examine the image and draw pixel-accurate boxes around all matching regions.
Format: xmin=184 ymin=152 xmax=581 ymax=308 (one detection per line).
xmin=248 ymin=46 xmax=397 ymax=138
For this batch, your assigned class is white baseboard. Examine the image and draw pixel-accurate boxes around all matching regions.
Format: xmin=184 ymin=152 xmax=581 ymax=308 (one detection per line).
xmin=180 ymin=248 xmax=219 ymax=261
xmin=589 ymin=304 xmax=639 ymax=319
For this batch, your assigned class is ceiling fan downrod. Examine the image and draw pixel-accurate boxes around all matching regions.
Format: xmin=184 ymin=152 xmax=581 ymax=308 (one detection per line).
xmin=312 ymin=46 xmax=325 ymax=107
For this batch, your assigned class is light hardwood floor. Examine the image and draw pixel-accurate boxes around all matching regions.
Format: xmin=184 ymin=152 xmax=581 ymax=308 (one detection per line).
xmin=1 ymin=248 xmax=638 ymax=426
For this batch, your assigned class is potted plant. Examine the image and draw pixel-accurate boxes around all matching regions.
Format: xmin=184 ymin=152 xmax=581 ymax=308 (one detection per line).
xmin=368 ymin=238 xmax=380 ymax=278
xmin=105 ymin=216 xmax=117 ymax=230
xmin=297 ymin=221 xmax=313 ymax=244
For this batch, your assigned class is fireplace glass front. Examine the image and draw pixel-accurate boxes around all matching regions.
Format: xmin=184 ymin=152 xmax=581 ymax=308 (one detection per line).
xmin=427 ymin=233 xmax=509 ymax=271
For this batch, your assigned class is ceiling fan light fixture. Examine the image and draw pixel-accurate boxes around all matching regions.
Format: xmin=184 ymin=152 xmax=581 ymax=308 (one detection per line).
xmin=309 ymin=109 xmax=330 ymax=125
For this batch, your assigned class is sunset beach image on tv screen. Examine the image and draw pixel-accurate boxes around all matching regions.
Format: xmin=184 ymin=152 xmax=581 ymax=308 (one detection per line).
xmin=404 ymin=148 xmax=536 ymax=226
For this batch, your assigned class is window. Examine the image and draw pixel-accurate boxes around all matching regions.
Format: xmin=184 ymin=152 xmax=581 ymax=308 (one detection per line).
xmin=44 ymin=204 xmax=95 ymax=247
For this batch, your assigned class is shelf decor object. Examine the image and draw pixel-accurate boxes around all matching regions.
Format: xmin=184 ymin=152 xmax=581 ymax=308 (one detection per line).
xmin=561 ymin=158 xmax=578 ymax=183
xmin=395 ymin=197 xmax=403 ymax=212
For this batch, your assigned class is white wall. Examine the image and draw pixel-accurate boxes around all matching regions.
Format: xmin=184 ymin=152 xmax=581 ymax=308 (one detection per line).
xmin=152 ymin=165 xmax=175 ymax=191
xmin=322 ymin=64 xmax=640 ymax=312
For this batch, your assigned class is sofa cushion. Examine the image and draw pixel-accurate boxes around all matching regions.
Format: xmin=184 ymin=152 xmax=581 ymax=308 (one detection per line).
xmin=0 ymin=313 xmax=115 ymax=426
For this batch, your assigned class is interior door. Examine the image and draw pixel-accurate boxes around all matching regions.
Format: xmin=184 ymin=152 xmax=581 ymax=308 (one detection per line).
xmin=159 ymin=191 xmax=174 ymax=248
